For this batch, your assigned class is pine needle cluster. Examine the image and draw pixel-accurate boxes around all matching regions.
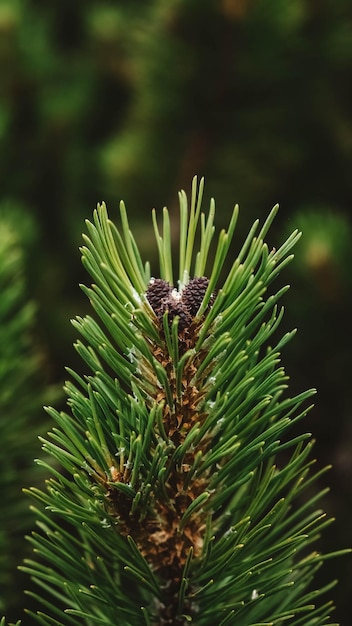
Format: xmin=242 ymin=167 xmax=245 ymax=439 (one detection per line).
xmin=5 ymin=178 xmax=346 ymax=625
xmin=0 ymin=216 xmax=48 ymax=619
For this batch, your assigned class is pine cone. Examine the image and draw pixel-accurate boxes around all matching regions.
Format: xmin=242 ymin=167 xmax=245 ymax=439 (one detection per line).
xmin=146 ymin=278 xmax=172 ymax=313
xmin=182 ymin=276 xmax=210 ymax=316
xmin=158 ymin=296 xmax=192 ymax=331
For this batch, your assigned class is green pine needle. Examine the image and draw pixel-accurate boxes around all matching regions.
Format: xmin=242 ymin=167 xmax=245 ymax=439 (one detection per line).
xmin=12 ymin=177 xmax=348 ymax=626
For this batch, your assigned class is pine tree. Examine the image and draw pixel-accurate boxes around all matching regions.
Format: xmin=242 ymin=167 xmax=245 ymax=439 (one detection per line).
xmin=0 ymin=213 xmax=53 ymax=621
xmin=5 ymin=178 xmax=347 ymax=625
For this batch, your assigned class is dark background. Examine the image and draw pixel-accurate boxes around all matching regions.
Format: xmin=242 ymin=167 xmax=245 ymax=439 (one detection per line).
xmin=0 ymin=1 xmax=351 ymax=623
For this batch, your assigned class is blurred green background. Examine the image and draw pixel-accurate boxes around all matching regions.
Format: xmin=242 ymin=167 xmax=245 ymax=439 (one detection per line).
xmin=0 ymin=0 xmax=351 ymax=623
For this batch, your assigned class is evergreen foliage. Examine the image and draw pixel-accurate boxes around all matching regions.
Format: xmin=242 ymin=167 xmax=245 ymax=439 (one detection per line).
xmin=6 ymin=179 xmax=345 ymax=625
xmin=1 ymin=2 xmax=351 ymax=621
xmin=0 ymin=213 xmax=52 ymax=620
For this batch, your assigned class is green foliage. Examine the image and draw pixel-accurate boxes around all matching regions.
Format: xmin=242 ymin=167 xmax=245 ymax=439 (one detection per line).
xmin=15 ymin=180 xmax=345 ymax=625
xmin=287 ymin=208 xmax=352 ymax=297
xmin=0 ymin=1 xmax=351 ymax=621
xmin=0 ymin=618 xmax=21 ymax=626
xmin=0 ymin=212 xmax=51 ymax=619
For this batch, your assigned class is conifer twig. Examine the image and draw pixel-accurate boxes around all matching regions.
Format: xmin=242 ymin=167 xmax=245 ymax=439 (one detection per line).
xmin=5 ymin=177 xmax=347 ymax=626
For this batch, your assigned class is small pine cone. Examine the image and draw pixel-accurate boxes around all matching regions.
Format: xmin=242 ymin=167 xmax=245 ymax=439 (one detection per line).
xmin=182 ymin=276 xmax=210 ymax=317
xmin=158 ymin=296 xmax=192 ymax=331
xmin=146 ymin=278 xmax=172 ymax=313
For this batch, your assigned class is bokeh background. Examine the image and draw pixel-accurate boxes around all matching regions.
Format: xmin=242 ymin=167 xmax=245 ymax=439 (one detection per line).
xmin=1 ymin=0 xmax=351 ymax=623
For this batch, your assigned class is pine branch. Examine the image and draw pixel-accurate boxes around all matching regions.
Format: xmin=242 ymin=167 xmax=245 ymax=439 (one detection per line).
xmin=14 ymin=178 xmax=347 ymax=625
xmin=0 ymin=214 xmax=55 ymax=621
